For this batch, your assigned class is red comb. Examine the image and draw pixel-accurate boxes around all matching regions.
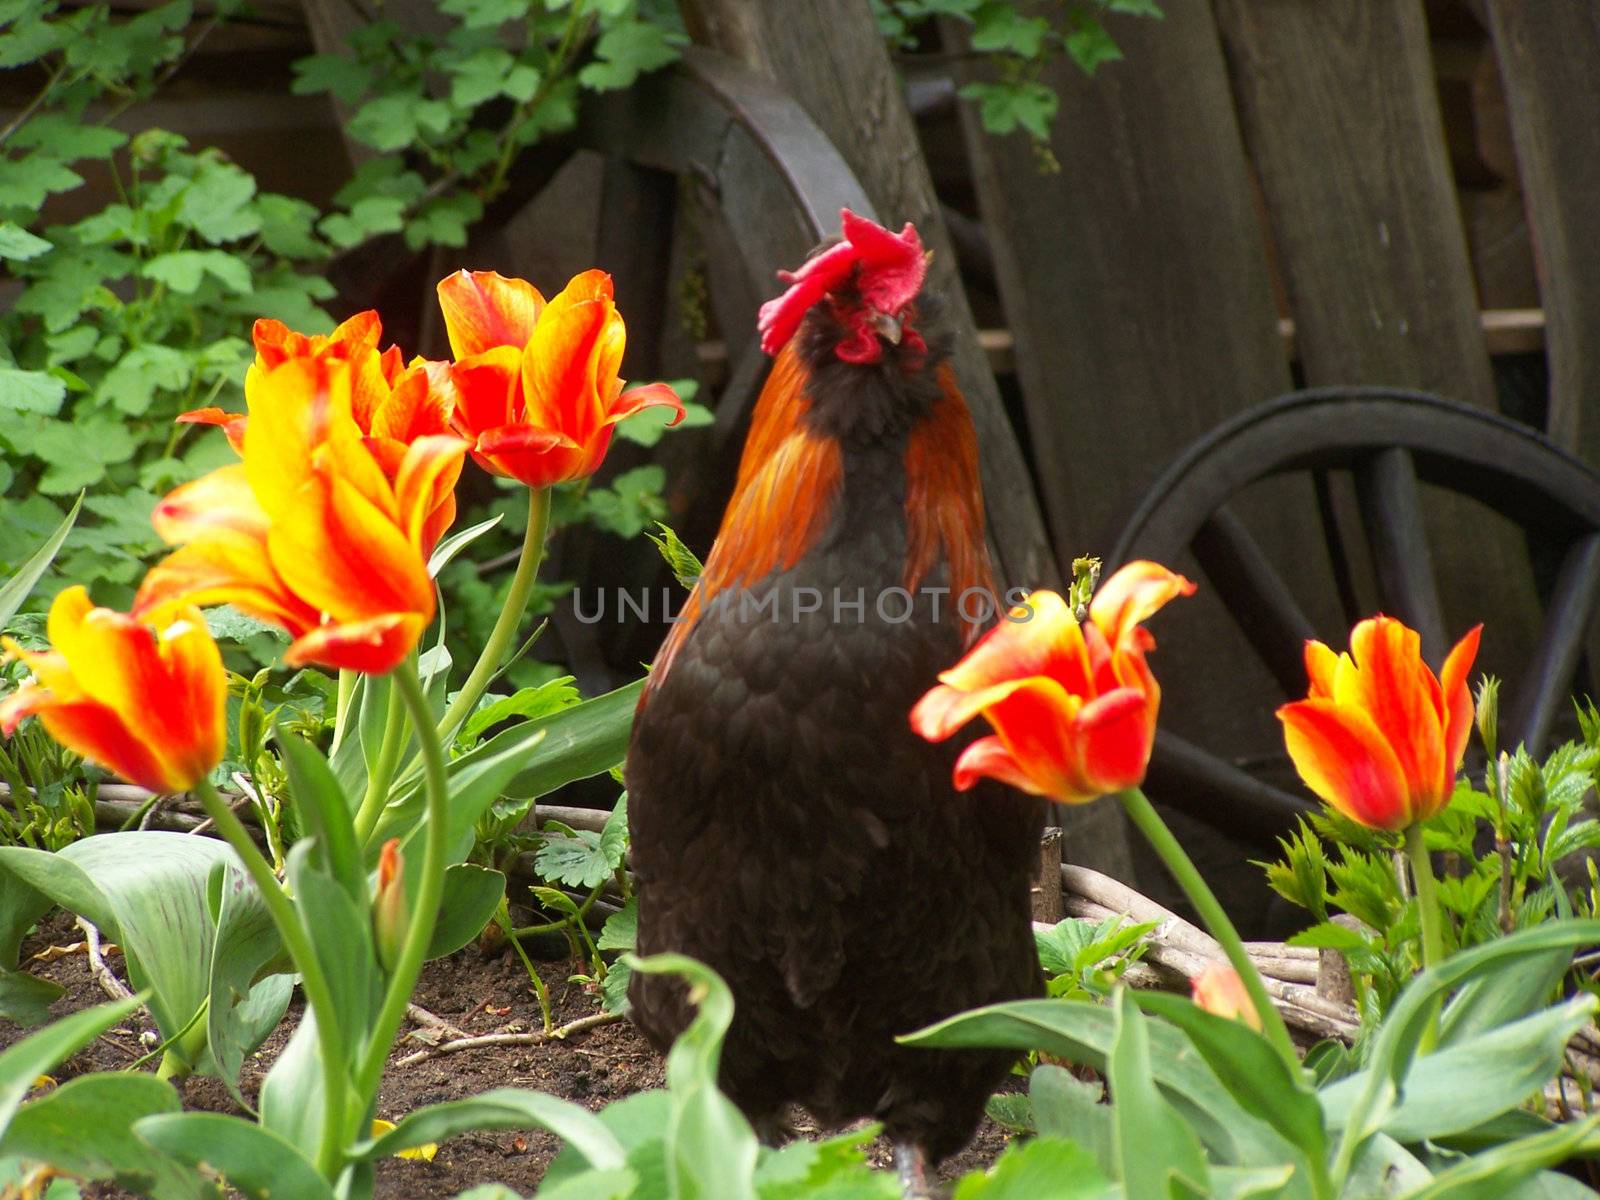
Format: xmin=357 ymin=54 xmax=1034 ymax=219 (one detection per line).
xmin=757 ymin=209 xmax=926 ymax=356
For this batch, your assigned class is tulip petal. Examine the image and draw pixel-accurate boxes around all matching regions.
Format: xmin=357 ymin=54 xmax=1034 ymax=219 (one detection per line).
xmin=437 ymin=270 xmax=546 ymax=360
xmin=1068 ymin=687 xmax=1157 ymax=800
xmin=394 ymin=434 xmax=468 ymax=554
xmin=1304 ymin=640 xmax=1340 ymax=699
xmin=605 ymin=381 xmax=685 ymax=428
xmin=178 ymin=406 xmax=247 ymax=455
xmin=1278 ymin=698 xmax=1413 ymax=830
xmin=933 ymin=591 xmax=1096 ymax=708
xmin=521 ymin=290 xmax=623 ymax=444
xmin=952 ymin=735 xmax=1045 ymax=795
xmin=286 ymin=613 xmax=428 ymax=675
xmin=1088 ymin=561 xmax=1197 ymax=650
xmin=23 ymin=695 xmax=179 ymax=793
xmin=449 ymin=347 xmax=523 ymax=441
xmin=1349 ymin=616 xmax=1444 ymax=810
xmin=1439 ymin=623 xmax=1483 ymax=787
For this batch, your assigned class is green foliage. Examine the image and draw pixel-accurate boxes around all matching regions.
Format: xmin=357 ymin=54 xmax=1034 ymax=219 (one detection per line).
xmin=1265 ymin=713 xmax=1600 ymax=1020
xmin=1034 ymin=914 xmax=1154 ymax=1000
xmin=873 ymin=0 xmax=1165 ymax=147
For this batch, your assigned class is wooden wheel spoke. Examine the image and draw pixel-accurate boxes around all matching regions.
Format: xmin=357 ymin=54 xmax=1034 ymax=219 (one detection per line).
xmin=1192 ymin=505 xmax=1318 ymax=698
xmin=1145 ymin=731 xmax=1313 ymax=844
xmin=1357 ymin=447 xmax=1448 ymax=662
xmin=1504 ymin=531 xmax=1600 ymax=755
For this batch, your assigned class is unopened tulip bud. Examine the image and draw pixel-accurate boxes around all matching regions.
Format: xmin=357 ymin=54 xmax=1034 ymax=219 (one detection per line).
xmin=374 ymin=839 xmax=409 ymax=973
xmin=1475 ymin=676 xmax=1500 ymax=764
xmin=1192 ymin=963 xmax=1262 ymax=1032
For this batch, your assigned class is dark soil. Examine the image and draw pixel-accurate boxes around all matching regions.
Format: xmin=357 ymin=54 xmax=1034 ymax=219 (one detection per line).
xmin=4 ymin=910 xmax=1013 ymax=1198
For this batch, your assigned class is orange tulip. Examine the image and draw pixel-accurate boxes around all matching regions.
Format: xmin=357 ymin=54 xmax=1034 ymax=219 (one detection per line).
xmin=373 ymin=838 xmax=409 ymax=973
xmin=1191 ymin=963 xmax=1262 ymax=1031
xmin=179 ymin=313 xmax=459 ymax=558
xmin=137 ymin=354 xmax=468 ymax=675
xmin=0 ymin=587 xmax=224 ymax=793
xmin=911 ymin=562 xmax=1196 ymax=804
xmin=437 ymin=268 xmax=683 ymax=488
xmin=1277 ymin=616 xmax=1481 ymax=832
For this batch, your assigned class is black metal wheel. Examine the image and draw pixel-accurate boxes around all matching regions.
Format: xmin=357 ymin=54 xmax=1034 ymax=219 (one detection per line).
xmin=1107 ymin=387 xmax=1600 ymax=843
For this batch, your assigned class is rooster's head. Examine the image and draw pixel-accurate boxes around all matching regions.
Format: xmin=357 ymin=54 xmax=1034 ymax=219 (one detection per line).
xmin=757 ymin=209 xmax=929 ymax=366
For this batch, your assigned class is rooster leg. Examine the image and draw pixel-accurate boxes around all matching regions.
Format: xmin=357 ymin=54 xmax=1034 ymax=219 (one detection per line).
xmin=893 ymin=1142 xmax=934 ymax=1200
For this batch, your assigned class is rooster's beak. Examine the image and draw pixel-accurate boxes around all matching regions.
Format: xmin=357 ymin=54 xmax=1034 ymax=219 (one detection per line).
xmin=870 ymin=310 xmax=903 ymax=345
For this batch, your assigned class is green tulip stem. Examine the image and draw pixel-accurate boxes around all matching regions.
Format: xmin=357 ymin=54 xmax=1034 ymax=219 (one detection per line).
xmin=434 ymin=486 xmax=550 ymax=743
xmin=329 ymin=668 xmax=356 ymax=756
xmin=352 ymin=678 xmax=406 ymax=847
xmin=1405 ymin=823 xmax=1446 ymax=971
xmin=351 ymin=659 xmax=450 ymax=1129
xmin=1116 ymin=787 xmax=1301 ymax=1072
xmin=195 ymin=779 xmax=348 ymax=1179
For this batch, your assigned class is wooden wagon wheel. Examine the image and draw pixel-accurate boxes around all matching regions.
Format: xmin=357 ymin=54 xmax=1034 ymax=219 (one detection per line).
xmin=1107 ymin=387 xmax=1600 ymax=843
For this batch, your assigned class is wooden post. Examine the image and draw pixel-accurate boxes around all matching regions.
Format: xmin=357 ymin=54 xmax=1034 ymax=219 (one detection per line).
xmin=1211 ymin=0 xmax=1542 ymax=682
xmin=1482 ymin=1 xmax=1600 ymax=465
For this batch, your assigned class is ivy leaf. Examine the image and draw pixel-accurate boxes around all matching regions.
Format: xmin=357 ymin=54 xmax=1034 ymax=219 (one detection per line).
xmin=959 ymin=80 xmax=1059 ymax=139
xmin=0 ymin=369 xmax=66 ymax=417
xmin=1107 ymin=0 xmax=1164 ymax=15
xmin=348 ymin=93 xmax=426 ymax=153
xmin=0 ymin=155 xmax=83 ymax=212
xmin=319 ymin=196 xmax=406 ymax=248
xmin=438 ymin=0 xmax=533 ymax=31
xmin=290 ymin=52 xmax=373 ymax=103
xmin=1064 ymin=17 xmax=1124 ymax=75
xmin=535 ymin=797 xmax=628 ymax=889
xmin=971 ymin=3 xmax=1049 ymax=57
xmin=402 ymin=193 xmax=482 ymax=251
xmin=0 ymin=223 xmax=51 ymax=262
xmin=577 ymin=21 xmax=682 ymax=92
xmin=143 ymin=249 xmax=251 ymax=295
xmin=96 ymin=344 xmax=192 ymax=415
xmin=254 ymin=194 xmax=325 ymax=260
xmin=178 ymin=159 xmax=260 ymax=244
xmin=447 ymin=47 xmax=516 ymax=108
xmin=585 ymin=465 xmax=666 ymax=539
xmin=9 ymin=115 xmax=127 ymax=162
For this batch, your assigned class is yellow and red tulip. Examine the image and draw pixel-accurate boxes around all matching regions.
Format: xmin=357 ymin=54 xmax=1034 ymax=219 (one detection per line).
xmin=437 ymin=268 xmax=683 ymax=489
xmin=137 ymin=354 xmax=468 ymax=675
xmin=180 ymin=312 xmax=459 ymax=558
xmin=0 ymin=587 xmax=224 ymax=793
xmin=1191 ymin=963 xmax=1262 ymax=1031
xmin=373 ymin=838 xmax=409 ymax=973
xmin=1277 ymin=616 xmax=1481 ymax=832
xmin=911 ymin=561 xmax=1196 ymax=804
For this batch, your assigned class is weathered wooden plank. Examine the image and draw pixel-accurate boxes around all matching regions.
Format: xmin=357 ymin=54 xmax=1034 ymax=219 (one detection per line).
xmin=1483 ymin=1 xmax=1600 ymax=463
xmin=1212 ymin=0 xmax=1540 ymax=682
xmin=955 ymin=4 xmax=1293 ymax=561
xmin=677 ymin=0 xmax=1058 ymax=597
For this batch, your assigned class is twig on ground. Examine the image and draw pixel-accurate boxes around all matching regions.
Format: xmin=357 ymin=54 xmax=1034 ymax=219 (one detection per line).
xmin=393 ymin=1010 xmax=622 ymax=1068
xmin=76 ymin=918 xmax=133 ymax=1003
xmin=405 ymin=1002 xmax=472 ymax=1043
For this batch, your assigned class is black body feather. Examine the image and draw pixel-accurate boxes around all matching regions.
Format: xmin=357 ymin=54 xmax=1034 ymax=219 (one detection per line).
xmin=625 ymin=302 xmax=1043 ymax=1161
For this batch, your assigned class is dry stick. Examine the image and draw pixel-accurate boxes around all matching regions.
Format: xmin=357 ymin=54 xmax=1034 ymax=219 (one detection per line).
xmin=393 ymin=1010 xmax=622 ymax=1068
xmin=405 ymin=1003 xmax=471 ymax=1043
xmin=76 ymin=918 xmax=133 ymax=1003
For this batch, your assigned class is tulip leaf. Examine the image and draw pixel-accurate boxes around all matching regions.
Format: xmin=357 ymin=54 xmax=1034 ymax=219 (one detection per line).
xmin=901 ymin=998 xmax=1288 ymax=1167
xmin=627 ymin=953 xmax=759 ymax=1200
xmin=543 ymin=1091 xmax=670 ymax=1193
xmin=1402 ymin=1113 xmax=1600 ymax=1200
xmin=0 ymin=969 xmax=62 ymax=1027
xmin=1137 ymin=991 xmax=1326 ymax=1166
xmin=428 ymin=511 xmax=502 ymax=578
xmin=0 ymin=834 xmax=240 ymax=1045
xmin=0 ymin=993 xmax=144 ymax=1139
xmin=1108 ymin=988 xmax=1209 ymax=1199
xmin=204 ymin=860 xmax=291 ymax=1101
xmin=0 ymin=1072 xmax=206 ymax=1200
xmin=0 ymin=491 xmax=79 ymax=628
xmin=134 ymin=1112 xmax=334 ymax=1200
xmin=257 ymin=1008 xmax=325 ymax=1150
xmin=950 ymin=1137 xmax=1108 ymax=1200
xmin=428 ymin=863 xmax=505 ymax=960
xmin=1330 ymin=920 xmax=1600 ymax=1171
xmin=387 ymin=729 xmax=546 ymax=864
xmin=351 ymin=1087 xmax=626 ymax=1170
xmin=1029 ymin=1065 xmax=1113 ymax=1178
xmin=460 ymin=678 xmax=641 ymax=802
xmin=1437 ymin=944 xmax=1573 ymax=1047
xmin=285 ymin=841 xmax=378 ymax=1046
xmin=1320 ymin=995 xmax=1597 ymax=1144
xmin=277 ymin=728 xmax=363 ymax=905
